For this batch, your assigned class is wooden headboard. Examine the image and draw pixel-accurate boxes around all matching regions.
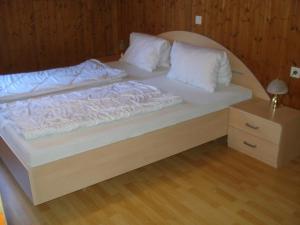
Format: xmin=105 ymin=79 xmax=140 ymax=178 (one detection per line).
xmin=159 ymin=31 xmax=269 ymax=101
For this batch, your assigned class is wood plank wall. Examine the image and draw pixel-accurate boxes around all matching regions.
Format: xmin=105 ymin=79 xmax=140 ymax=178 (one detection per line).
xmin=120 ymin=0 xmax=300 ymax=109
xmin=0 ymin=0 xmax=121 ymax=74
xmin=0 ymin=0 xmax=299 ymax=108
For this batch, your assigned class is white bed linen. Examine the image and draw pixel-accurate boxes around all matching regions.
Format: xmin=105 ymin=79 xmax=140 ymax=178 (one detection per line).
xmin=0 ymin=59 xmax=127 ymax=103
xmin=0 ymin=81 xmax=182 ymax=139
xmin=107 ymin=61 xmax=169 ymax=80
xmin=0 ymin=62 xmax=252 ymax=168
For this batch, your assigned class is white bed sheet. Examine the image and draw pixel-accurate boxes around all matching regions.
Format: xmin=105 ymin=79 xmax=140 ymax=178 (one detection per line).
xmin=107 ymin=61 xmax=169 ymax=80
xmin=0 ymin=62 xmax=252 ymax=168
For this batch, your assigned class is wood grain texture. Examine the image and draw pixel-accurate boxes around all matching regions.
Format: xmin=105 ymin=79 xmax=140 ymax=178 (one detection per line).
xmin=229 ymin=107 xmax=282 ymax=144
xmin=0 ymin=0 xmax=299 ymax=108
xmin=228 ymin=126 xmax=279 ymax=167
xmin=1 ymin=140 xmax=300 ymax=225
xmin=229 ymin=98 xmax=300 ymax=168
xmin=0 ymin=0 xmax=121 ymax=74
xmin=121 ymin=0 xmax=300 ymax=108
xmin=0 ymin=108 xmax=228 ymax=205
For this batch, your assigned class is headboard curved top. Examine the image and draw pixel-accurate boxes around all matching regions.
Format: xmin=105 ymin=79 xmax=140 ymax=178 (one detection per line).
xmin=158 ymin=31 xmax=269 ymax=100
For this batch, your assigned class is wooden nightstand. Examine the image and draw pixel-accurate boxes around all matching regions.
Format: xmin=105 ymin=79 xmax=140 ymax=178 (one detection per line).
xmin=228 ymin=98 xmax=300 ymax=168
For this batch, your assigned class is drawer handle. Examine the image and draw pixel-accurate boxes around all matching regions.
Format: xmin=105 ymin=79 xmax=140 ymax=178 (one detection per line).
xmin=245 ymin=123 xmax=259 ymax=130
xmin=243 ymin=141 xmax=257 ymax=148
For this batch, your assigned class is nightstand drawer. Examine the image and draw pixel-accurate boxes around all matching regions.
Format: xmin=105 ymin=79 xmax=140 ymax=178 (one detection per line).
xmin=228 ymin=127 xmax=279 ymax=167
xmin=229 ymin=107 xmax=281 ymax=144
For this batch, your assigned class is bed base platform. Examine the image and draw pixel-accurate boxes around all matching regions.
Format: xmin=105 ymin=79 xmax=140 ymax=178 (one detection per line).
xmin=0 ymin=109 xmax=228 ymax=205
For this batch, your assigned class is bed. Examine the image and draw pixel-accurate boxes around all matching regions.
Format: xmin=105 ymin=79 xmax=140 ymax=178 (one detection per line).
xmin=0 ymin=31 xmax=269 ymax=205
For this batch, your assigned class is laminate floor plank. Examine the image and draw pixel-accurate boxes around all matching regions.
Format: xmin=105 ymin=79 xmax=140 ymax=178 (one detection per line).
xmin=0 ymin=140 xmax=299 ymax=225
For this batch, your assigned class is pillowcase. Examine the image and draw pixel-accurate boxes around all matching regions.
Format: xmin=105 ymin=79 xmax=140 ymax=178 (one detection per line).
xmin=217 ymin=51 xmax=232 ymax=86
xmin=120 ymin=33 xmax=171 ymax=71
xmin=167 ymin=41 xmax=232 ymax=92
xmin=167 ymin=41 xmax=221 ymax=92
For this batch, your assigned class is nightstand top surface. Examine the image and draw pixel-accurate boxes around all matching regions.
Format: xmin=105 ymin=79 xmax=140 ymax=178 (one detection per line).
xmin=231 ymin=98 xmax=300 ymax=125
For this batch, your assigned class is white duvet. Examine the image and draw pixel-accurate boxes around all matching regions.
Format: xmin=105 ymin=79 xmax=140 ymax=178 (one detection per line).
xmin=0 ymin=81 xmax=182 ymax=139
xmin=0 ymin=59 xmax=127 ymax=103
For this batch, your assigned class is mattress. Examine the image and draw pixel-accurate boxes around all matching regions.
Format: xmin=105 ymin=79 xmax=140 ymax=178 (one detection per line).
xmin=0 ymin=62 xmax=252 ymax=168
xmin=0 ymin=59 xmax=127 ymax=103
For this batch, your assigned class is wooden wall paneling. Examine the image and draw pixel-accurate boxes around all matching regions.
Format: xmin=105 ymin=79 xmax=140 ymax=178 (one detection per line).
xmin=3 ymin=1 xmax=15 ymax=72
xmin=284 ymin=0 xmax=300 ymax=109
xmin=53 ymin=0 xmax=67 ymax=68
xmin=43 ymin=0 xmax=56 ymax=69
xmin=164 ymin=0 xmax=192 ymax=32
xmin=263 ymin=0 xmax=289 ymax=80
xmin=144 ymin=0 xmax=166 ymax=34
xmin=115 ymin=0 xmax=127 ymax=53
xmin=79 ymin=0 xmax=91 ymax=60
xmin=235 ymin=1 xmax=252 ymax=65
xmin=63 ymin=1 xmax=81 ymax=65
xmin=184 ymin=0 xmax=193 ymax=31
xmin=120 ymin=0 xmax=300 ymax=108
xmin=92 ymin=0 xmax=106 ymax=58
xmin=76 ymin=0 xmax=92 ymax=63
xmin=247 ymin=1 xmax=268 ymax=86
xmin=48 ymin=0 xmax=62 ymax=67
xmin=103 ymin=0 xmax=120 ymax=56
xmin=275 ymin=0 xmax=293 ymax=77
xmin=32 ymin=0 xmax=51 ymax=69
xmin=204 ymin=1 xmax=221 ymax=42
xmin=119 ymin=0 xmax=145 ymax=42
xmin=193 ymin=1 xmax=238 ymax=62
xmin=3 ymin=1 xmax=23 ymax=73
xmin=119 ymin=0 xmax=129 ymax=46
xmin=215 ymin=0 xmax=228 ymax=49
xmin=119 ymin=0 xmax=193 ymax=44
xmin=0 ymin=1 xmax=10 ymax=73
xmin=132 ymin=0 xmax=146 ymax=33
xmin=80 ymin=0 xmax=93 ymax=61
xmin=12 ymin=1 xmax=35 ymax=73
xmin=78 ymin=0 xmax=91 ymax=62
xmin=262 ymin=0 xmax=294 ymax=105
xmin=227 ymin=0 xmax=241 ymax=54
xmin=70 ymin=0 xmax=84 ymax=65
xmin=0 ymin=0 xmax=122 ymax=74
xmin=191 ymin=0 xmax=204 ymax=34
xmin=0 ymin=0 xmax=299 ymax=108
xmin=118 ymin=0 xmax=127 ymax=49
xmin=212 ymin=0 xmax=225 ymax=45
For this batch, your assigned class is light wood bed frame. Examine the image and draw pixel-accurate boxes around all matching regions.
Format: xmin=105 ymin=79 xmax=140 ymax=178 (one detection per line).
xmin=0 ymin=31 xmax=269 ymax=205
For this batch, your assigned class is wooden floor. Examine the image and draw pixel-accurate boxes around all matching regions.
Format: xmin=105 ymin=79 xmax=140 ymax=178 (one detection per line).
xmin=0 ymin=140 xmax=300 ymax=225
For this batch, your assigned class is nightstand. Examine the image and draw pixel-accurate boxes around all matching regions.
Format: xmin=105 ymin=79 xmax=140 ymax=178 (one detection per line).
xmin=228 ymin=98 xmax=300 ymax=168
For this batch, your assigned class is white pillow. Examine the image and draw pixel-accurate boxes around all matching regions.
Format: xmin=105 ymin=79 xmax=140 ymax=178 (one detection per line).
xmin=217 ymin=51 xmax=232 ymax=86
xmin=130 ymin=33 xmax=171 ymax=68
xmin=120 ymin=33 xmax=171 ymax=71
xmin=167 ymin=41 xmax=222 ymax=92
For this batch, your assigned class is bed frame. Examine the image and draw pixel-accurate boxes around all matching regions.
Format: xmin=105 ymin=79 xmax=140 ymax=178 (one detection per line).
xmin=0 ymin=31 xmax=269 ymax=205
